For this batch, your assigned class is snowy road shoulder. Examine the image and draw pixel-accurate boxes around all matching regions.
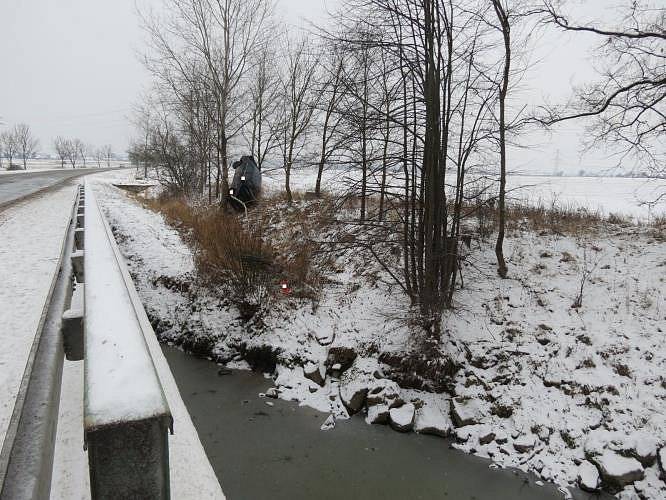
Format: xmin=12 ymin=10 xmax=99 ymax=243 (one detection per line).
xmin=0 ymin=185 xmax=77 ymax=450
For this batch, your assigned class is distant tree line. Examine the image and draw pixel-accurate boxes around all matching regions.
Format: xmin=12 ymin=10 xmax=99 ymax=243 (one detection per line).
xmin=0 ymin=121 xmax=115 ymax=170
xmin=53 ymin=137 xmax=114 ymax=169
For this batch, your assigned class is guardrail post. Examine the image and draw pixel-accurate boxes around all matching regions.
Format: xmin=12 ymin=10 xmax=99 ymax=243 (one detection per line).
xmin=74 ymin=228 xmax=85 ymax=250
xmin=86 ymin=417 xmax=171 ymax=499
xmin=62 ymin=283 xmax=84 ymax=361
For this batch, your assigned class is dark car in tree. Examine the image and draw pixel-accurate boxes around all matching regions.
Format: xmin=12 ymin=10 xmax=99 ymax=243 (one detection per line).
xmin=229 ymin=155 xmax=262 ymax=212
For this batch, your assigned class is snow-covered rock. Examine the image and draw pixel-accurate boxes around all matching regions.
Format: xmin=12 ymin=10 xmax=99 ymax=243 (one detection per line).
xmin=303 ymin=362 xmax=325 ymax=387
xmin=453 ymin=424 xmax=492 ymax=445
xmin=658 ymin=447 xmax=665 ymax=480
xmin=454 ymin=426 xmax=474 ymax=443
xmin=629 ymin=432 xmax=658 ymax=466
xmin=266 ymin=387 xmax=279 ymax=399
xmin=366 ymin=378 xmax=401 ymax=408
xmin=339 ymin=383 xmax=367 ymax=414
xmin=513 ymin=435 xmax=536 ymax=453
xmin=326 ymin=346 xmax=357 ymax=372
xmin=615 ymin=488 xmax=641 ymax=500
xmin=389 ymin=403 xmax=415 ymax=432
xmin=320 ymin=414 xmax=336 ymax=431
xmin=494 ymin=430 xmax=508 ymax=444
xmin=338 ymin=358 xmax=379 ymax=414
xmin=592 ymin=450 xmax=645 ymax=488
xmin=450 ymin=397 xmax=485 ymax=427
xmin=577 ymin=461 xmax=601 ymax=492
xmin=365 ymin=404 xmax=390 ymax=425
xmin=479 ymin=429 xmax=496 ymax=445
xmin=414 ymin=404 xmax=452 ymax=438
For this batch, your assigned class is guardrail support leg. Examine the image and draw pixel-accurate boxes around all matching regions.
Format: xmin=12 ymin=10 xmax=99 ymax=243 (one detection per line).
xmin=74 ymin=228 xmax=85 ymax=250
xmin=86 ymin=417 xmax=171 ymax=500
xmin=71 ymin=251 xmax=84 ymax=282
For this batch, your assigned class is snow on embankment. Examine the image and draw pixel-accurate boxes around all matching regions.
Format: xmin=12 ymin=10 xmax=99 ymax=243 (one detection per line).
xmin=90 ymin=170 xmax=666 ymax=499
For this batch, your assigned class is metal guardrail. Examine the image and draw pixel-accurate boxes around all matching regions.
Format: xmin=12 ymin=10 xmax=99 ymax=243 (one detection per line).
xmin=0 ymin=185 xmax=80 ymax=499
xmin=81 ymin=183 xmax=173 ymax=499
xmin=0 ymin=180 xmax=200 ymax=500
xmin=1 ymin=182 xmax=175 ymax=500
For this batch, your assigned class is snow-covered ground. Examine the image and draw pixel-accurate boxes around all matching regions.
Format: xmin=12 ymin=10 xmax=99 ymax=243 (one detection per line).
xmin=0 ymin=185 xmax=77 ymax=448
xmin=90 ymin=169 xmax=666 ymax=499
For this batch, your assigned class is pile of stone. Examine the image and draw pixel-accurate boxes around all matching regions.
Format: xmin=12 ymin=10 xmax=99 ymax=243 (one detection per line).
xmin=305 ymin=346 xmax=452 ymax=437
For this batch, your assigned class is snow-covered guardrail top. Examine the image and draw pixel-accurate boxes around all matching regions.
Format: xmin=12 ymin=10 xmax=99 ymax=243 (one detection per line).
xmin=83 ymin=183 xmax=170 ymax=431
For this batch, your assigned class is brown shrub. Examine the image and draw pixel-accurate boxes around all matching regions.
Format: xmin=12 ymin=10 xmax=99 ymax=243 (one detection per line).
xmin=140 ymin=193 xmax=333 ymax=319
xmin=505 ymin=200 xmax=605 ymax=235
xmin=191 ymin=207 xmax=275 ymax=319
xmin=451 ymin=196 xmax=608 ymax=238
xmin=141 ymin=194 xmax=197 ymax=230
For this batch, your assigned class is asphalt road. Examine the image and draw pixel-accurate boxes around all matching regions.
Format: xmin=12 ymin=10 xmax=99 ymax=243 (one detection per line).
xmin=0 ymin=169 xmax=109 ymax=209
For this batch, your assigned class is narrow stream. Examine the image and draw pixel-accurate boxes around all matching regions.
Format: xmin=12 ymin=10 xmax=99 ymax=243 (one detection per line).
xmin=162 ymin=345 xmax=603 ymax=500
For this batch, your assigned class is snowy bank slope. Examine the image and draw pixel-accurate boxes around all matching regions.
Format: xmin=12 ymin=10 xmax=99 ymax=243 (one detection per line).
xmin=91 ymin=170 xmax=665 ymax=498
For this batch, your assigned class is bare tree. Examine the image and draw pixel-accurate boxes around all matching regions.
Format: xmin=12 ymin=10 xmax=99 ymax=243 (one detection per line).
xmin=278 ymin=36 xmax=320 ymax=203
xmin=73 ymin=139 xmax=87 ymax=167
xmin=491 ymin=0 xmax=511 ymax=278
xmin=538 ymin=0 xmax=665 ymax=180
xmin=337 ymin=35 xmax=380 ymax=222
xmin=102 ymin=144 xmax=114 ymax=167
xmin=325 ymin=0 xmax=501 ymax=334
xmin=314 ymin=50 xmax=346 ymax=196
xmin=54 ymin=136 xmax=69 ymax=168
xmin=246 ymin=46 xmax=282 ymax=170
xmin=94 ymin=147 xmax=104 ymax=167
xmin=140 ymin=0 xmax=275 ymax=203
xmin=64 ymin=139 xmax=79 ymax=168
xmin=14 ymin=123 xmax=39 ymax=169
xmin=0 ymin=129 xmax=19 ymax=168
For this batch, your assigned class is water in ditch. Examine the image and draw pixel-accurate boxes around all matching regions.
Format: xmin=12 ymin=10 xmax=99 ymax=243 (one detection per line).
xmin=162 ymin=345 xmax=605 ymax=500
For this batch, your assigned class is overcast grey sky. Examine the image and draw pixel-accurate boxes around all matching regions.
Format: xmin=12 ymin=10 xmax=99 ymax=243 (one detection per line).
xmin=0 ymin=0 xmax=623 ymax=173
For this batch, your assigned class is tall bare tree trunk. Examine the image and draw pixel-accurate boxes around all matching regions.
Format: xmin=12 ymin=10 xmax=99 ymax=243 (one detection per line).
xmin=493 ymin=0 xmax=510 ymax=278
xmin=421 ymin=0 xmax=443 ymax=333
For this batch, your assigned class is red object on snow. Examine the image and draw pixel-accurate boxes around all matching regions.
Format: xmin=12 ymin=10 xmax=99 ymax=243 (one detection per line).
xmin=280 ymin=280 xmax=292 ymax=295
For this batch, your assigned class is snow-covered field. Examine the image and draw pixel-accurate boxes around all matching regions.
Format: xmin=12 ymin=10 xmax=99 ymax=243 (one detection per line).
xmin=263 ymin=168 xmax=666 ymax=221
xmin=91 ymin=169 xmax=665 ymax=499
xmin=0 ymin=159 xmax=126 ymax=175
xmin=505 ymin=175 xmax=665 ymax=220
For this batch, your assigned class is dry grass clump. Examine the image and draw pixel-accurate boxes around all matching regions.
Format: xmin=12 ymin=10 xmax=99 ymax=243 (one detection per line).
xmin=140 ymin=192 xmax=334 ymax=319
xmin=505 ymin=200 xmax=606 ymax=235
xmin=251 ymin=193 xmax=339 ymax=303
xmin=648 ymin=214 xmax=666 ymax=241
xmin=460 ymin=196 xmax=623 ymax=237
xmin=141 ymin=195 xmax=198 ymax=229
xmin=192 ymin=207 xmax=275 ymax=319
